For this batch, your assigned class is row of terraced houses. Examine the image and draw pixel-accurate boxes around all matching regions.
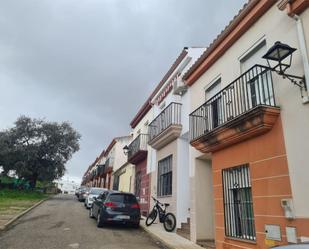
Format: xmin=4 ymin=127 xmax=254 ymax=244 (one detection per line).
xmin=82 ymin=1 xmax=309 ymax=248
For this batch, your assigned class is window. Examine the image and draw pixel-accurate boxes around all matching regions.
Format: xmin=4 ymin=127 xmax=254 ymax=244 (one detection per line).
xmin=240 ymin=39 xmax=274 ymax=108
xmin=205 ymin=77 xmax=222 ymax=129
xmin=246 ymin=70 xmax=275 ymax=108
xmin=240 ymin=39 xmax=267 ymax=72
xmin=157 ymin=155 xmax=172 ymax=196
xmin=108 ymin=193 xmax=137 ymax=204
xmin=90 ymin=188 xmax=104 ymax=195
xmin=222 ymin=165 xmax=256 ymax=241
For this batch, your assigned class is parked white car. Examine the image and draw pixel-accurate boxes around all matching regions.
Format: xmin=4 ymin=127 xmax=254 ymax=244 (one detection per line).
xmin=84 ymin=187 xmax=107 ymax=209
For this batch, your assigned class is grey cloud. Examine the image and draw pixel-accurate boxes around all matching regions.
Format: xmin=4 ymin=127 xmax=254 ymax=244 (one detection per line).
xmin=0 ymin=0 xmax=247 ymax=181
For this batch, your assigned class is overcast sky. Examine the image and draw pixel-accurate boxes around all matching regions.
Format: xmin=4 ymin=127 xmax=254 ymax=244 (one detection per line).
xmin=0 ymin=0 xmax=247 ymax=183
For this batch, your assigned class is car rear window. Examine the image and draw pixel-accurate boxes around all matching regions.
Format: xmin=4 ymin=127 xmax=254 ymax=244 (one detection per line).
xmin=90 ymin=188 xmax=104 ymax=195
xmin=108 ymin=194 xmax=137 ymax=204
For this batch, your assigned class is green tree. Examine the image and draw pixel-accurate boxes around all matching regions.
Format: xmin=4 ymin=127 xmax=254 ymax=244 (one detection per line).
xmin=0 ymin=116 xmax=81 ymax=188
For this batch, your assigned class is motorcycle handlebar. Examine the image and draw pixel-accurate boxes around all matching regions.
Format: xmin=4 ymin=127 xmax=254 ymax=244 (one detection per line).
xmin=152 ymin=196 xmax=163 ymax=206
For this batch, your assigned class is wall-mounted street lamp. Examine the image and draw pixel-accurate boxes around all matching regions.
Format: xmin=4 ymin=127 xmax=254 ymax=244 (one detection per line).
xmin=123 ymin=145 xmax=129 ymax=156
xmin=262 ymin=41 xmax=306 ymax=94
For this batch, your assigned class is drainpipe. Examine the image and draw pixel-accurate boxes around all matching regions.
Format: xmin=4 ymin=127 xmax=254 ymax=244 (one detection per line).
xmin=293 ymin=14 xmax=309 ymax=103
xmin=281 ymin=2 xmax=309 ymax=103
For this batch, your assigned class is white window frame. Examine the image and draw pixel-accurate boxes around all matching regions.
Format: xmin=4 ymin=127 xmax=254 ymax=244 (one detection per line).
xmin=238 ymin=37 xmax=274 ymax=108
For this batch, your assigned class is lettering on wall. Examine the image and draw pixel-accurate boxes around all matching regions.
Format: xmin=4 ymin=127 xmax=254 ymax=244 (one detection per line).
xmin=155 ymin=73 xmax=180 ymax=105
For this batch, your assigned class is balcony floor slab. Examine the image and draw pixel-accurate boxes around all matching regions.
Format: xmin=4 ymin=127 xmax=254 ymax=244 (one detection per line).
xmin=191 ymin=106 xmax=280 ymax=153
xmin=149 ymin=124 xmax=182 ymax=150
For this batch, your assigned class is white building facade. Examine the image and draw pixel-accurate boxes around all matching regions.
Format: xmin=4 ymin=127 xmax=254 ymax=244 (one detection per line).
xmin=147 ymin=47 xmax=205 ymax=235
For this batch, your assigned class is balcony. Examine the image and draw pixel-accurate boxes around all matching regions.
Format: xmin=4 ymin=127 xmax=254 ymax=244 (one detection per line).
xmin=104 ymin=158 xmax=113 ymax=173
xmin=190 ymin=65 xmax=280 ymax=153
xmin=148 ymin=102 xmax=182 ymax=150
xmin=127 ymin=134 xmax=148 ymax=164
xmin=96 ymin=164 xmax=105 ymax=176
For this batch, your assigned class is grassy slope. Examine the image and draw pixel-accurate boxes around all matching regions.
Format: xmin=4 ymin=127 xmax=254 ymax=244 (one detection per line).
xmin=0 ymin=189 xmax=48 ymax=215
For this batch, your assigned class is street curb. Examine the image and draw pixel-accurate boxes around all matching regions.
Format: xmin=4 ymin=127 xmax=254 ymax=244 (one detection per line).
xmin=0 ymin=197 xmax=50 ymax=231
xmin=140 ymin=223 xmax=173 ymax=249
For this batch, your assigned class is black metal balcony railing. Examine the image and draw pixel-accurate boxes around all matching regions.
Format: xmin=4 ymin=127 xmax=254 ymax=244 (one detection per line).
xmin=128 ymin=134 xmax=148 ymax=160
xmin=97 ymin=164 xmax=105 ymax=175
xmin=149 ymin=102 xmax=182 ymax=141
xmin=190 ymin=65 xmax=278 ymax=141
xmin=104 ymin=157 xmax=113 ymax=173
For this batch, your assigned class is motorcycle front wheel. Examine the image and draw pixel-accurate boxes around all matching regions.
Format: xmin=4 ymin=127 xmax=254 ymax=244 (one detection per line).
xmin=145 ymin=209 xmax=158 ymax=226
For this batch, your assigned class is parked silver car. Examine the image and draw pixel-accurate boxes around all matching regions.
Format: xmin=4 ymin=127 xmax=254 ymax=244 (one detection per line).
xmin=77 ymin=186 xmax=90 ymax=202
xmin=84 ymin=187 xmax=107 ymax=209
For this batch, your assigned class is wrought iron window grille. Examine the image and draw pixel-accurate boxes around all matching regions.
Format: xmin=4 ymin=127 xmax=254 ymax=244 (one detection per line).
xmin=222 ymin=164 xmax=256 ymax=241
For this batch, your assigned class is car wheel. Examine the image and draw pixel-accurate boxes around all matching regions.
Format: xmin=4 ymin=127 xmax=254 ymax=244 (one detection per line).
xmin=89 ymin=207 xmax=94 ymax=218
xmin=96 ymin=212 xmax=104 ymax=228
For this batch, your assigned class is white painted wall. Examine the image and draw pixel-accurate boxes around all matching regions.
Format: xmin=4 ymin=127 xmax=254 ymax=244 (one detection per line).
xmin=148 ymin=48 xmax=206 ymax=227
xmin=180 ymin=87 xmax=190 ymax=135
xmin=176 ymin=136 xmax=190 ymax=226
xmin=194 ymin=158 xmax=214 ymax=240
xmin=148 ymin=146 xmax=156 ymax=173
xmin=150 ymin=139 xmax=178 ymax=224
xmin=132 ymin=110 xmax=153 ymax=139
xmin=113 ymin=136 xmax=132 ymax=172
xmin=127 ymin=107 xmax=155 ymax=174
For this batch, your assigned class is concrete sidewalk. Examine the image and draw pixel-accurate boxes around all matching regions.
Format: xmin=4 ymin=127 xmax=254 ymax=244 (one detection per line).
xmin=140 ymin=217 xmax=204 ymax=249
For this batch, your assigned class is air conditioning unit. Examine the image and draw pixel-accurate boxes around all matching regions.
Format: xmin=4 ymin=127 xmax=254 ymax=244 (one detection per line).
xmin=173 ymin=74 xmax=188 ymax=96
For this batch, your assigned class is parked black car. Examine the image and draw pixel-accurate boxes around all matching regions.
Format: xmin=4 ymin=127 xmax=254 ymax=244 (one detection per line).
xmin=89 ymin=191 xmax=140 ymax=228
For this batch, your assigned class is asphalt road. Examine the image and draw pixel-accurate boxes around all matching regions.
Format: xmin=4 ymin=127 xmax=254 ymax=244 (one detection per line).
xmin=0 ymin=195 xmax=167 ymax=249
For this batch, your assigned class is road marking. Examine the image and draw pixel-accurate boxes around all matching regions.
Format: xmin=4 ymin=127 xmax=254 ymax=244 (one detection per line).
xmin=68 ymin=243 xmax=79 ymax=248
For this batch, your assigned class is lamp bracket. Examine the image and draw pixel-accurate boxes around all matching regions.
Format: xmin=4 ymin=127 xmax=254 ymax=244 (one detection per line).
xmin=270 ymin=68 xmax=307 ymax=97
xmin=280 ymin=73 xmax=306 ymax=90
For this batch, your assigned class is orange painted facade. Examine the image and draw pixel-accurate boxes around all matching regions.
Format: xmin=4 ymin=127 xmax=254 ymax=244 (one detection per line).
xmin=212 ymin=116 xmax=309 ymax=248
